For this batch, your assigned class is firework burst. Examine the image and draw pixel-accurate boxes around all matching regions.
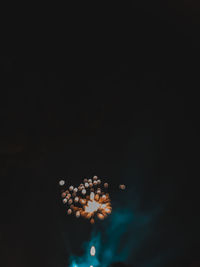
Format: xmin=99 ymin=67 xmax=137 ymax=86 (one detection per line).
xmin=60 ymin=175 xmax=114 ymax=223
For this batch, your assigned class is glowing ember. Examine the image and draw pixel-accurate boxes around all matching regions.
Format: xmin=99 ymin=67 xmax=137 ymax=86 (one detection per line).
xmin=119 ymin=184 xmax=126 ymax=190
xmin=97 ymin=213 xmax=104 ymax=220
xmin=90 ymin=246 xmax=96 ymax=256
xmin=59 ymin=180 xmax=65 ymax=186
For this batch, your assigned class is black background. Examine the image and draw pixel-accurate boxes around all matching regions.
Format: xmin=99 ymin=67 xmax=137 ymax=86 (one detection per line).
xmin=1 ymin=2 xmax=200 ymax=267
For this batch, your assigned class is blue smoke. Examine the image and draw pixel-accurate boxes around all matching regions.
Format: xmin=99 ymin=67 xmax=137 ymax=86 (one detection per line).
xmin=68 ymin=193 xmax=157 ymax=267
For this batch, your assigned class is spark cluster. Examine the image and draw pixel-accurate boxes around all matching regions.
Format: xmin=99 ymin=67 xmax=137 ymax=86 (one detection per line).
xmin=59 ymin=176 xmax=112 ymax=224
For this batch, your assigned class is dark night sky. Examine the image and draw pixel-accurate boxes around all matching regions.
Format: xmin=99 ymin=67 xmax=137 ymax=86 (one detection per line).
xmin=1 ymin=2 xmax=200 ymax=267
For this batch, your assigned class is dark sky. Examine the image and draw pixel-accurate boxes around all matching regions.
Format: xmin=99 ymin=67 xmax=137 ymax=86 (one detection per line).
xmin=1 ymin=2 xmax=200 ymax=267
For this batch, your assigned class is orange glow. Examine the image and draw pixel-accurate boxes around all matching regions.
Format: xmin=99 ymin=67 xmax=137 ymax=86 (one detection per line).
xmin=95 ymin=194 xmax=100 ymax=201
xmin=97 ymin=213 xmax=104 ymax=220
xmin=79 ymin=192 xmax=112 ymax=223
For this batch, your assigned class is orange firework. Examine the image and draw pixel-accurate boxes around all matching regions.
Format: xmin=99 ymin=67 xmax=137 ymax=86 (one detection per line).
xmin=59 ymin=175 xmax=124 ymax=223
